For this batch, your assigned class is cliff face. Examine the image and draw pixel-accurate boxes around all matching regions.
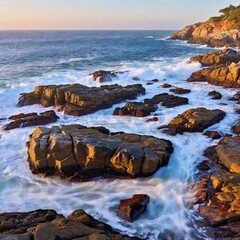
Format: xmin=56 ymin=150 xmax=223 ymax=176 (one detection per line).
xmin=169 ymin=5 xmax=240 ymax=48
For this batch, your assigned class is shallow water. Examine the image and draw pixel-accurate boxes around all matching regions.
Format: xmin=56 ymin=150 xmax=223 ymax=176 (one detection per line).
xmin=0 ymin=31 xmax=239 ymax=239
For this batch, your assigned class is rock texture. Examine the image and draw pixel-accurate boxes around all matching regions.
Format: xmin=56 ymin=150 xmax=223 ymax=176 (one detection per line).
xmin=208 ymin=91 xmax=222 ymax=100
xmin=27 ymin=125 xmax=173 ymax=180
xmin=169 ymin=88 xmax=191 ymax=95
xmin=2 ymin=111 xmax=59 ymax=130
xmin=169 ymin=5 xmax=240 ymax=48
xmin=89 ymin=70 xmax=117 ymax=82
xmin=163 ymin=108 xmax=226 ymax=134
xmin=113 ymin=102 xmax=156 ymax=117
xmin=117 ymin=194 xmax=150 ymax=222
xmin=17 ymin=84 xmax=145 ymax=116
xmin=188 ymin=49 xmax=240 ymax=88
xmin=195 ymin=136 xmax=240 ymax=239
xmin=0 ymin=209 xmax=139 ymax=240
xmin=232 ymin=120 xmax=240 ymax=134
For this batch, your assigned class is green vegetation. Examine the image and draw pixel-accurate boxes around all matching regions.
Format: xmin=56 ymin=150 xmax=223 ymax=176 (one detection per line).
xmin=209 ymin=4 xmax=240 ymax=29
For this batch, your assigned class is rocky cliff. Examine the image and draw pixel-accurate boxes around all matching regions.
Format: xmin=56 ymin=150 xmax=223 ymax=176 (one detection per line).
xmin=169 ymin=4 xmax=240 ymax=48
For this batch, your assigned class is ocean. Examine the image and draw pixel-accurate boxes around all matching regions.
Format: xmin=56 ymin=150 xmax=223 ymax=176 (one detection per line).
xmin=0 ymin=30 xmax=238 ymax=239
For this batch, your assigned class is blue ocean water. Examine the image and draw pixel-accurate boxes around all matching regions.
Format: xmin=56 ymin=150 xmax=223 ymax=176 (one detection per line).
xmin=0 ymin=31 xmax=238 ymax=240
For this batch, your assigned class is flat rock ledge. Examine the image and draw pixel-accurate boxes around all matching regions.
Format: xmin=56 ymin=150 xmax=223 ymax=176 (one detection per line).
xmin=159 ymin=107 xmax=226 ymax=135
xmin=0 ymin=209 xmax=139 ymax=240
xmin=27 ymin=124 xmax=173 ymax=180
xmin=2 ymin=110 xmax=59 ymax=130
xmin=194 ymin=135 xmax=240 ymax=239
xmin=113 ymin=93 xmax=189 ymax=117
xmin=187 ymin=49 xmax=240 ymax=88
xmin=17 ymin=84 xmax=146 ymax=116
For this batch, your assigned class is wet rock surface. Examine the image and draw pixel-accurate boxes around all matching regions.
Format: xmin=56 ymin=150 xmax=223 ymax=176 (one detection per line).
xmin=89 ymin=70 xmax=117 ymax=82
xmin=113 ymin=102 xmax=156 ymax=117
xmin=195 ymin=136 xmax=240 ymax=239
xmin=208 ymin=90 xmax=222 ymax=100
xmin=117 ymin=194 xmax=150 ymax=222
xmin=232 ymin=120 xmax=240 ymax=134
xmin=187 ymin=49 xmax=240 ymax=88
xmin=27 ymin=124 xmax=173 ymax=180
xmin=203 ymin=130 xmax=222 ymax=140
xmin=2 ymin=111 xmax=59 ymax=130
xmin=169 ymin=87 xmax=191 ymax=95
xmin=17 ymin=84 xmax=146 ymax=116
xmin=166 ymin=107 xmax=226 ymax=134
xmin=0 ymin=209 xmax=138 ymax=240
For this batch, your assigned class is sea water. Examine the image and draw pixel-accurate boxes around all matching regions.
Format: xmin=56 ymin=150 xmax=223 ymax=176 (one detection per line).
xmin=0 ymin=31 xmax=238 ymax=239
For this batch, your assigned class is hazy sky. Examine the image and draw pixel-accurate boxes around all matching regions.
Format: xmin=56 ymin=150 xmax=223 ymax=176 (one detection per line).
xmin=0 ymin=0 xmax=239 ymax=30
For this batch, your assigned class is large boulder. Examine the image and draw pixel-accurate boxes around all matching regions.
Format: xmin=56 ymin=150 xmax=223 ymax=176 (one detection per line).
xmin=27 ymin=125 xmax=173 ymax=180
xmin=17 ymin=84 xmax=146 ymax=116
xmin=0 ymin=209 xmax=138 ymax=240
xmin=167 ymin=107 xmax=226 ymax=133
xmin=215 ymin=136 xmax=240 ymax=174
xmin=117 ymin=194 xmax=150 ymax=222
xmin=2 ymin=111 xmax=59 ymax=130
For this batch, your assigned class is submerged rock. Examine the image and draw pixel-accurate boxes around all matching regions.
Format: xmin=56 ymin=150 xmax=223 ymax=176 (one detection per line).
xmin=117 ymin=194 xmax=150 ymax=222
xmin=17 ymin=84 xmax=146 ymax=116
xmin=89 ymin=70 xmax=117 ymax=82
xmin=169 ymin=87 xmax=191 ymax=95
xmin=2 ymin=111 xmax=59 ymax=130
xmin=165 ymin=107 xmax=226 ymax=134
xmin=0 ymin=209 xmax=138 ymax=239
xmin=27 ymin=124 xmax=173 ymax=180
xmin=204 ymin=130 xmax=222 ymax=139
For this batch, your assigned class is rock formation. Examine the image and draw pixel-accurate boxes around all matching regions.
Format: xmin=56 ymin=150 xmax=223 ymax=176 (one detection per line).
xmin=2 ymin=111 xmax=59 ymax=130
xmin=187 ymin=49 xmax=240 ymax=88
xmin=89 ymin=70 xmax=117 ymax=82
xmin=117 ymin=194 xmax=150 ymax=222
xmin=113 ymin=93 xmax=188 ymax=117
xmin=0 ymin=209 xmax=139 ymax=239
xmin=17 ymin=84 xmax=145 ymax=116
xmin=27 ymin=124 xmax=173 ymax=180
xmin=169 ymin=88 xmax=191 ymax=95
xmin=160 ymin=108 xmax=226 ymax=135
xmin=169 ymin=4 xmax=240 ymax=48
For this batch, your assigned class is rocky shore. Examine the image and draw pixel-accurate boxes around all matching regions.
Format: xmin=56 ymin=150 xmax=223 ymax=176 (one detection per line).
xmin=0 ymin=209 xmax=140 ymax=240
xmin=169 ymin=4 xmax=240 ymax=48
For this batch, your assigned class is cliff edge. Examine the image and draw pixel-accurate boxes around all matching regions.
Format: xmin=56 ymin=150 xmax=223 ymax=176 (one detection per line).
xmin=169 ymin=4 xmax=240 ymax=48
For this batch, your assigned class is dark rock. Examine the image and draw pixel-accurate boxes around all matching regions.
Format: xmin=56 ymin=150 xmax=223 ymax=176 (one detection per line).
xmin=169 ymin=88 xmax=191 ymax=94
xmin=117 ymin=194 xmax=150 ymax=222
xmin=161 ymin=83 xmax=172 ymax=88
xmin=232 ymin=121 xmax=240 ymax=134
xmin=146 ymin=82 xmax=154 ymax=85
xmin=146 ymin=117 xmax=158 ymax=122
xmin=2 ymin=111 xmax=59 ymax=131
xmin=229 ymin=92 xmax=240 ymax=103
xmin=151 ymin=79 xmax=159 ymax=83
xmin=113 ymin=102 xmax=156 ymax=117
xmin=132 ymin=77 xmax=140 ymax=81
xmin=208 ymin=91 xmax=222 ymax=100
xmin=0 ymin=209 xmax=138 ymax=239
xmin=196 ymin=160 xmax=211 ymax=172
xmin=204 ymin=130 xmax=222 ymax=139
xmin=158 ymin=125 xmax=179 ymax=136
xmin=27 ymin=124 xmax=173 ymax=180
xmin=235 ymin=108 xmax=240 ymax=114
xmin=168 ymin=107 xmax=226 ymax=133
xmin=89 ymin=70 xmax=116 ymax=82
xmin=17 ymin=84 xmax=146 ymax=116
xmin=144 ymin=93 xmax=188 ymax=108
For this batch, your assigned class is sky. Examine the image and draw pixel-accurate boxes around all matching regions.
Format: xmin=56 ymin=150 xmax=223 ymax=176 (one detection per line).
xmin=0 ymin=0 xmax=239 ymax=30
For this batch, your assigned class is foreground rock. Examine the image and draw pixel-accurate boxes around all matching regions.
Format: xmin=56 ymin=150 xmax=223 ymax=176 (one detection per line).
xmin=160 ymin=108 xmax=226 ymax=135
xmin=0 ymin=209 xmax=139 ymax=240
xmin=113 ymin=93 xmax=188 ymax=117
xmin=89 ymin=70 xmax=117 ymax=82
xmin=187 ymin=49 xmax=240 ymax=88
xmin=2 ymin=111 xmax=59 ymax=130
xmin=169 ymin=5 xmax=240 ymax=48
xmin=195 ymin=136 xmax=240 ymax=238
xmin=117 ymin=194 xmax=150 ymax=222
xmin=27 ymin=125 xmax=173 ymax=180
xmin=17 ymin=84 xmax=145 ymax=116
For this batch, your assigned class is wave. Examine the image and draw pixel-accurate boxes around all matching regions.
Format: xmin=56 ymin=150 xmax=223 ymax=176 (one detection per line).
xmin=58 ymin=56 xmax=95 ymax=64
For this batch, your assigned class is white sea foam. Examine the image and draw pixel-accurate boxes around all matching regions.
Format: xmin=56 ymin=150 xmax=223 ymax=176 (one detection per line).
xmin=0 ymin=55 xmax=238 ymax=239
xmin=58 ymin=56 xmax=95 ymax=64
